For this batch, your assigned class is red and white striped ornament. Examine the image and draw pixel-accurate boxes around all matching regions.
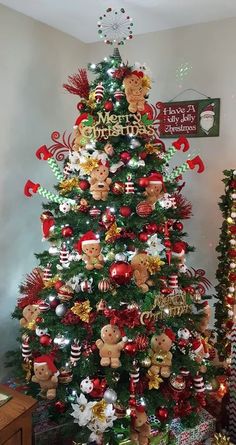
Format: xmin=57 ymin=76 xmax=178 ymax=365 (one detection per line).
xmin=38 ymin=301 xmax=50 ymax=312
xmin=125 ymin=180 xmax=135 ymax=194
xmin=63 ymin=162 xmax=73 ymax=177
xmin=89 ymin=207 xmax=102 ymax=218
xmin=22 ymin=337 xmax=32 ymax=360
xmin=60 ymin=242 xmax=70 ymax=266
xmin=114 ymin=90 xmax=124 ymax=101
xmin=70 ymin=339 xmax=81 ymax=364
xmin=43 ymin=263 xmax=52 ymax=281
xmin=80 ymin=279 xmax=92 ymax=293
xmin=95 ymin=83 xmax=104 ymax=102
xmin=169 ymin=274 xmax=179 ymax=290
xmin=130 ymin=362 xmax=140 ymax=385
xmin=193 ymin=374 xmax=205 ymax=393
xmin=98 ymin=278 xmax=111 ymax=292
xmin=136 ymin=201 xmax=152 ymax=217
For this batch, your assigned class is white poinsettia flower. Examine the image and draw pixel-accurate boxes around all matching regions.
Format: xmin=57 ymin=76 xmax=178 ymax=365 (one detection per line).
xmin=147 ymin=234 xmax=164 ymax=256
xmin=88 ymin=401 xmax=116 ymax=433
xmin=71 ymin=394 xmax=95 ymax=427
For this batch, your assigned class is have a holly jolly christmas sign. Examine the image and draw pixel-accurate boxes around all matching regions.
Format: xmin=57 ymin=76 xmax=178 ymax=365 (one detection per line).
xmin=159 ymin=98 xmax=220 ymax=138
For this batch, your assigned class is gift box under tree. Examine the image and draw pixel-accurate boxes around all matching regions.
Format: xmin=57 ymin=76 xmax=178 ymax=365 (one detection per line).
xmin=170 ymin=408 xmax=215 ymax=445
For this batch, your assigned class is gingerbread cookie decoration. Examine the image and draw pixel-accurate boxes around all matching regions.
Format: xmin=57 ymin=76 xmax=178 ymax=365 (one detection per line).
xmin=123 ymin=70 xmax=150 ymax=113
xmin=96 ymin=324 xmax=125 ymax=368
xmin=75 ymin=231 xmax=104 ymax=270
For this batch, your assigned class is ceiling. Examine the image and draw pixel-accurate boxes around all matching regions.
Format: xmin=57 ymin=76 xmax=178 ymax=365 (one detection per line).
xmin=1 ymin=0 xmax=236 ymax=43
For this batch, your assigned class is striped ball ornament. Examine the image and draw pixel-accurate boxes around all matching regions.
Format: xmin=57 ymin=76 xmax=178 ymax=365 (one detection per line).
xmin=98 ymin=278 xmax=111 ymax=292
xmin=136 ymin=201 xmax=153 ymax=218
xmin=95 ymin=83 xmax=104 ymax=102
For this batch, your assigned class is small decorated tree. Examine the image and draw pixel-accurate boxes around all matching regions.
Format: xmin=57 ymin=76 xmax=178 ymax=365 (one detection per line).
xmin=7 ymin=10 xmax=215 ymax=445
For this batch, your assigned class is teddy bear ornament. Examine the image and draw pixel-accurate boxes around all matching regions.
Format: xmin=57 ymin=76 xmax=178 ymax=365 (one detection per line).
xmin=123 ymin=70 xmax=150 ymax=113
xmin=32 ymin=354 xmax=59 ymax=399
xmin=96 ymin=324 xmax=126 ymax=368
xmin=75 ymin=230 xmax=104 ymax=270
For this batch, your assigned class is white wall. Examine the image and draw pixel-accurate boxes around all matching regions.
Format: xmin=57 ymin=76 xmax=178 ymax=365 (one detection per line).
xmin=87 ymin=17 xmax=236 ymax=296
xmin=1 ymin=8 xmax=236 ymax=378
xmin=0 ymin=5 xmax=86 ymax=378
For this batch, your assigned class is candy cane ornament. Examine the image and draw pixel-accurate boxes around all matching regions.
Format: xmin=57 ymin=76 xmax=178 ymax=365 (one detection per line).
xmin=24 ymin=180 xmax=75 ymax=205
xmin=163 ymin=136 xmax=190 ymax=163
xmin=36 ymin=145 xmax=64 ymax=181
xmin=165 ymin=155 xmax=205 ymax=181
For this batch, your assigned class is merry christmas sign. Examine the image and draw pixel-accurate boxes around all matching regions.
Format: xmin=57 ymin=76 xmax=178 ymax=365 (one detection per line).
xmin=159 ymin=98 xmax=220 ymax=138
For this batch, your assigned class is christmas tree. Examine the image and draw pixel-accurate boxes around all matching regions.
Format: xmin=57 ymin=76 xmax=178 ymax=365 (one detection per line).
xmin=215 ymin=169 xmax=236 ymax=363
xmin=7 ymin=11 xmax=216 ymax=445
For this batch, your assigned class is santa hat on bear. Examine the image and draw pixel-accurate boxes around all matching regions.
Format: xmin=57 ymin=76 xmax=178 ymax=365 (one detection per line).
xmin=172 ymin=241 xmax=187 ymax=257
xmin=34 ymin=354 xmax=58 ymax=375
xmin=73 ymin=113 xmax=89 ymax=129
xmin=147 ymin=172 xmax=166 ymax=191
xmin=200 ymin=103 xmax=215 ymax=117
xmin=131 ymin=70 xmax=144 ymax=78
xmin=75 ymin=230 xmax=100 ymax=255
xmin=164 ymin=327 xmax=176 ymax=342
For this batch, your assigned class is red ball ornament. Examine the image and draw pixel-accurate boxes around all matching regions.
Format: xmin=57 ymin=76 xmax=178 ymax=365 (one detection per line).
xmin=124 ymin=342 xmax=137 ymax=355
xmin=35 ymin=316 xmax=43 ymax=323
xmin=228 ymin=249 xmax=236 ymax=258
xmin=120 ymin=151 xmax=132 ymax=164
xmin=145 ymin=222 xmax=158 ymax=234
xmin=77 ymin=101 xmax=85 ymax=111
xmin=139 ymin=232 xmax=149 ymax=242
xmin=111 ymin=181 xmax=125 ymax=195
xmin=104 ymin=100 xmax=114 ymax=112
xmin=54 ymin=400 xmax=67 ymax=413
xmin=155 ymin=407 xmax=169 ymax=422
xmin=136 ymin=201 xmax=153 ymax=218
xmin=79 ymin=179 xmax=90 ymax=191
xmin=138 ymin=177 xmax=149 ymax=188
xmin=164 ymin=239 xmax=172 ymax=248
xmin=90 ymin=378 xmax=107 ymax=398
xmin=54 ymin=280 xmax=65 ymax=291
xmin=50 ymin=297 xmax=60 ymax=309
xmin=109 ymin=261 xmax=133 ymax=285
xmin=139 ymin=151 xmax=147 ymax=161
xmin=119 ymin=206 xmax=132 ymax=217
xmin=173 ymin=221 xmax=184 ymax=231
xmin=61 ymin=226 xmax=73 ymax=237
xmin=39 ymin=334 xmax=52 ymax=346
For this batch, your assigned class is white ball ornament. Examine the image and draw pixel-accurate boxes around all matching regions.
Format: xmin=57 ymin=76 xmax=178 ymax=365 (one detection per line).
xmin=230 ymin=239 xmax=236 ymax=245
xmin=178 ymin=328 xmax=191 ymax=340
xmin=229 ymin=286 xmax=235 ymax=293
xmin=36 ymin=327 xmax=48 ymax=337
xmin=233 ymin=170 xmax=236 ymax=175
xmin=231 ymin=212 xmax=236 ymax=218
xmin=230 ymin=262 xmax=236 ymax=269
xmin=80 ymin=377 xmax=93 ymax=394
xmin=231 ymin=193 xmax=236 ymax=199
xmin=59 ymin=202 xmax=71 ymax=214
xmin=55 ymin=303 xmax=67 ymax=317
xmin=103 ymin=388 xmax=117 ymax=404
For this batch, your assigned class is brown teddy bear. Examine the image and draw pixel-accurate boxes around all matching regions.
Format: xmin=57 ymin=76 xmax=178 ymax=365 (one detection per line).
xmin=32 ymin=354 xmax=59 ymax=399
xmin=123 ymin=71 xmax=149 ymax=113
xmin=144 ymin=172 xmax=165 ymax=209
xmin=73 ymin=113 xmax=93 ymax=151
xmin=131 ymin=253 xmax=154 ymax=293
xmin=96 ymin=324 xmax=125 ymax=368
xmin=150 ymin=328 xmax=176 ymax=378
xmin=130 ymin=405 xmax=151 ymax=445
xmin=75 ymin=230 xmax=104 ymax=270
xmin=20 ymin=304 xmax=40 ymax=329
xmin=89 ymin=161 xmax=111 ymax=201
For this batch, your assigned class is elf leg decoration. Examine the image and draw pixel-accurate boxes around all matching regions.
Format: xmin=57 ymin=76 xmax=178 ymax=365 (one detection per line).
xmin=36 ymin=145 xmax=64 ymax=181
xmin=165 ymin=155 xmax=205 ymax=181
xmin=162 ymin=136 xmax=190 ymax=163
xmin=24 ymin=180 xmax=75 ymax=205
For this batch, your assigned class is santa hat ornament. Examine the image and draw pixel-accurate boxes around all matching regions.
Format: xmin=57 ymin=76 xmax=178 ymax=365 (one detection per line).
xmin=164 ymin=327 xmax=176 ymax=342
xmin=172 ymin=241 xmax=186 ymax=258
xmin=147 ymin=172 xmax=166 ymax=191
xmin=73 ymin=113 xmax=89 ymax=129
xmin=200 ymin=103 xmax=215 ymax=117
xmin=34 ymin=354 xmax=59 ymax=375
xmin=75 ymin=231 xmax=100 ymax=255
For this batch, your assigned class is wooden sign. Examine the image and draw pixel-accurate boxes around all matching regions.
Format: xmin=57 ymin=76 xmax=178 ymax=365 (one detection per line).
xmin=159 ymin=98 xmax=220 ymax=138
